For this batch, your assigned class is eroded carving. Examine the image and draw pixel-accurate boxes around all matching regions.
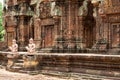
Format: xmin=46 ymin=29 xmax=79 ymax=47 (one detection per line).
xmin=78 ymin=0 xmax=88 ymax=16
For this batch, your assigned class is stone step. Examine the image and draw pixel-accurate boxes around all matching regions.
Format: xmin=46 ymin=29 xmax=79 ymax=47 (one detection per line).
xmin=39 ymin=48 xmax=52 ymax=53
xmin=11 ymin=66 xmax=22 ymax=69
xmin=14 ymin=58 xmax=24 ymax=65
xmin=40 ymin=48 xmax=52 ymax=50
xmin=8 ymin=57 xmax=24 ymax=72
xmin=16 ymin=59 xmax=24 ymax=62
xmin=9 ymin=66 xmax=23 ymax=72
xmin=40 ymin=70 xmax=120 ymax=80
xmin=14 ymin=63 xmax=23 ymax=67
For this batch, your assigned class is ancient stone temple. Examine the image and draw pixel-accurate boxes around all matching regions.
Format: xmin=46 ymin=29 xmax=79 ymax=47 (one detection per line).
xmin=2 ymin=0 xmax=120 ymax=53
xmin=1 ymin=0 xmax=120 ymax=78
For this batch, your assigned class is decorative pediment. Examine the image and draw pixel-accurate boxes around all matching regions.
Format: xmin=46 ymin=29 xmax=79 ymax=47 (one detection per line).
xmin=39 ymin=1 xmax=52 ymax=18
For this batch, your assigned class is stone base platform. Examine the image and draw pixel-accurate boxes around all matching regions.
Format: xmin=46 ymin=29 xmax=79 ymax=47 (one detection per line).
xmin=38 ymin=53 xmax=120 ymax=78
xmin=0 ymin=52 xmax=120 ymax=78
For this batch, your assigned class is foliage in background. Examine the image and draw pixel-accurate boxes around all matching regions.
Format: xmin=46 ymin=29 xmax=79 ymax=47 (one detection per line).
xmin=0 ymin=2 xmax=4 ymax=41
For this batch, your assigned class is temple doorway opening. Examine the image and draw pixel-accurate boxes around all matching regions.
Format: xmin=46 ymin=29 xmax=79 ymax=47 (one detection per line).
xmin=83 ymin=25 xmax=96 ymax=48
xmin=43 ymin=25 xmax=54 ymax=48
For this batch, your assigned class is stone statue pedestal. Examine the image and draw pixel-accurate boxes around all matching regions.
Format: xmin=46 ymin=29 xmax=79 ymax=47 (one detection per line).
xmin=6 ymin=53 xmax=19 ymax=70
xmin=23 ymin=54 xmax=39 ymax=74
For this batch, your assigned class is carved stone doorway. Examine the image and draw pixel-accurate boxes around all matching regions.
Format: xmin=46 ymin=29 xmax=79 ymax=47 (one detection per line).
xmin=82 ymin=0 xmax=96 ymax=48
xmin=83 ymin=25 xmax=95 ymax=48
xmin=44 ymin=26 xmax=54 ymax=48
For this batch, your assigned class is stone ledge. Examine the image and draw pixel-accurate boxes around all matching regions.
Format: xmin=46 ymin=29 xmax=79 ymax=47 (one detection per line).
xmin=0 ymin=52 xmax=120 ymax=77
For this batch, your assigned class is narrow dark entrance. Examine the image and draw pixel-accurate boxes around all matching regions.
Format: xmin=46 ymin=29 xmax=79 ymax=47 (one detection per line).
xmin=83 ymin=25 xmax=96 ymax=48
xmin=83 ymin=1 xmax=96 ymax=48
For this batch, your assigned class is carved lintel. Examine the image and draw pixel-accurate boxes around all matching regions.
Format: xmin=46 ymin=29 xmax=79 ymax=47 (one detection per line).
xmin=108 ymin=15 xmax=120 ymax=23
xmin=41 ymin=18 xmax=55 ymax=26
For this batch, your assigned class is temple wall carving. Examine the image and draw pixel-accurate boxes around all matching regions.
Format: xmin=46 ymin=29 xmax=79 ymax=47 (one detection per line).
xmin=108 ymin=15 xmax=120 ymax=23
xmin=2 ymin=0 xmax=120 ymax=53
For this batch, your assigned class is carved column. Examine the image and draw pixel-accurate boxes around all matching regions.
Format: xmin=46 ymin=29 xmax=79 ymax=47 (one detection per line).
xmin=34 ymin=17 xmax=41 ymax=49
xmin=68 ymin=0 xmax=73 ymax=38
xmin=41 ymin=26 xmax=45 ymax=48
xmin=103 ymin=18 xmax=108 ymax=39
xmin=93 ymin=4 xmax=100 ymax=41
xmin=19 ymin=16 xmax=24 ymax=49
xmin=67 ymin=0 xmax=76 ymax=49
xmin=53 ymin=16 xmax=60 ymax=46
xmin=117 ymin=25 xmax=120 ymax=47
xmin=95 ymin=14 xmax=100 ymax=41
xmin=29 ymin=17 xmax=33 ymax=38
xmin=60 ymin=5 xmax=63 ymax=37
xmin=78 ymin=16 xmax=85 ymax=48
xmin=75 ymin=4 xmax=79 ymax=38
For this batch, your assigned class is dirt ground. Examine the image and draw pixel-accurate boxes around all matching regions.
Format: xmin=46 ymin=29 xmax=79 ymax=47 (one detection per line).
xmin=0 ymin=69 xmax=67 ymax=80
xmin=0 ymin=69 xmax=118 ymax=80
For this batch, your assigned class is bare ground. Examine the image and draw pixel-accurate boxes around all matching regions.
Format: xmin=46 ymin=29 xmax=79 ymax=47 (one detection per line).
xmin=0 ymin=69 xmax=118 ymax=80
xmin=0 ymin=69 xmax=67 ymax=80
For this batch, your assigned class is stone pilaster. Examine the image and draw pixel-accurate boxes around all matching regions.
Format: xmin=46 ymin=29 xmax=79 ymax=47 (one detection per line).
xmin=19 ymin=16 xmax=25 ymax=50
xmin=34 ymin=17 xmax=41 ymax=49
xmin=78 ymin=16 xmax=85 ymax=48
